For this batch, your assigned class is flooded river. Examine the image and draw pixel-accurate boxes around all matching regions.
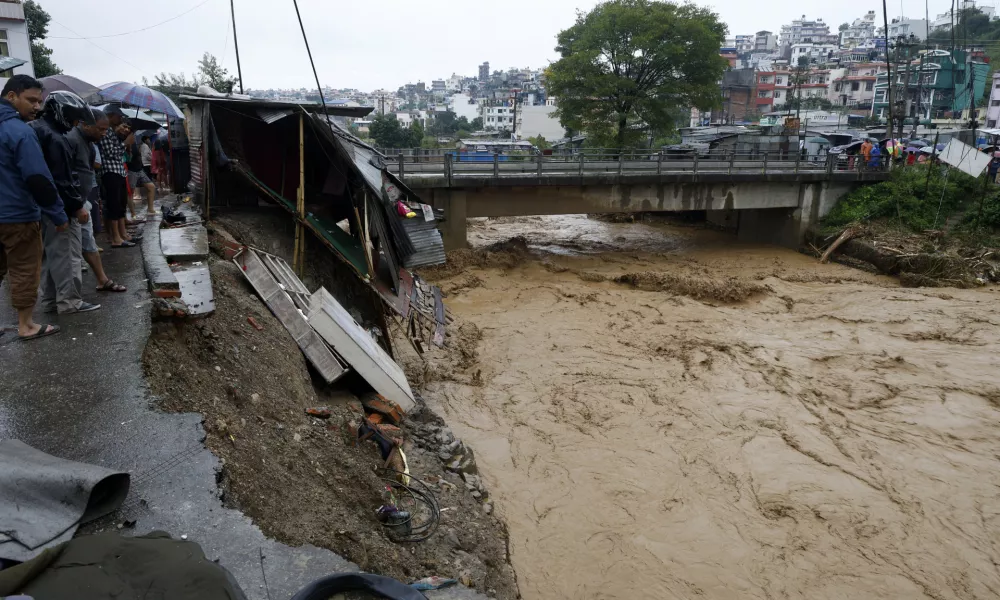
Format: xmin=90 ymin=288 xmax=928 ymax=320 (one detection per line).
xmin=421 ymin=215 xmax=1000 ymax=600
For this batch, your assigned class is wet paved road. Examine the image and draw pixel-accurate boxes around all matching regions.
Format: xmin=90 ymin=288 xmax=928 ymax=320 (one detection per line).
xmin=0 ymin=229 xmax=357 ymax=600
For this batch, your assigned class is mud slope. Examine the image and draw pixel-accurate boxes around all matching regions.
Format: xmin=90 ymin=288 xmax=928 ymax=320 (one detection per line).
xmin=419 ymin=215 xmax=1000 ymax=600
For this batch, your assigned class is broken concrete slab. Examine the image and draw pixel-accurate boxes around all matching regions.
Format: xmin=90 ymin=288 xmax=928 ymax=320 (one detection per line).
xmin=161 ymin=226 xmax=209 ymax=261
xmin=308 ymin=287 xmax=416 ymax=413
xmin=141 ymin=213 xmax=179 ymax=298
xmin=173 ymin=265 xmax=215 ymax=318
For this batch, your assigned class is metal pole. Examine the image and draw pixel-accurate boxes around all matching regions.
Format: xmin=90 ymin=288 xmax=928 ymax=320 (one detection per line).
xmin=230 ymin=0 xmax=244 ymax=94
xmin=294 ymin=112 xmax=306 ymax=275
xmin=397 ymin=154 xmax=404 ymax=182
xmin=292 ymin=0 xmax=329 ymax=123
xmin=762 ymin=152 xmax=768 ymax=174
xmin=445 ymin=152 xmax=453 ymax=187
xmin=794 ymin=148 xmax=801 ymax=173
xmin=618 ymin=153 xmax=624 ymax=176
xmin=728 ymin=150 xmax=735 ymax=175
xmin=693 ymin=154 xmax=699 ymax=174
xmin=493 ymin=152 xmax=499 ymax=179
xmin=657 ymin=150 xmax=663 ymax=175
xmin=883 ymin=0 xmax=894 ymax=141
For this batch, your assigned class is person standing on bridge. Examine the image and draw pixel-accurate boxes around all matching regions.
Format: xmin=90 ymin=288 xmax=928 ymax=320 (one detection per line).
xmin=860 ymin=139 xmax=873 ymax=166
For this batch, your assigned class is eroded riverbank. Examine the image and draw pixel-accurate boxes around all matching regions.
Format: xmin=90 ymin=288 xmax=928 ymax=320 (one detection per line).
xmin=415 ymin=215 xmax=1000 ymax=600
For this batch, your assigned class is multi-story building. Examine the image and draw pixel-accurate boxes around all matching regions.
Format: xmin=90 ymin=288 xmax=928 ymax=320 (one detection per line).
xmin=720 ymin=68 xmax=756 ymax=122
xmin=790 ymin=42 xmax=837 ymax=65
xmin=886 ymin=18 xmax=929 ymax=41
xmin=780 ymin=16 xmax=837 ymax=48
xmin=931 ymin=1 xmax=994 ymax=31
xmin=985 ymin=72 xmax=1000 ymax=128
xmin=755 ymin=71 xmax=776 ymax=113
xmin=830 ymin=63 xmax=882 ymax=110
xmin=481 ymin=100 xmax=515 ymax=130
xmin=734 ymin=34 xmax=755 ymax=53
xmin=431 ymin=80 xmax=446 ymax=93
xmin=720 ymin=49 xmax=740 ymax=68
xmin=771 ymin=67 xmax=832 ymax=110
xmin=0 ymin=0 xmax=34 ymax=85
xmin=840 ymin=11 xmax=877 ymax=49
xmin=478 ymin=62 xmax=490 ymax=82
xmin=755 ymin=30 xmax=777 ymax=52
xmin=872 ymin=49 xmax=990 ymax=121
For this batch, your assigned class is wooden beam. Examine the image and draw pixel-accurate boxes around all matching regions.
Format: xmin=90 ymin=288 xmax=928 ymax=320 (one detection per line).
xmin=294 ymin=111 xmax=306 ymax=275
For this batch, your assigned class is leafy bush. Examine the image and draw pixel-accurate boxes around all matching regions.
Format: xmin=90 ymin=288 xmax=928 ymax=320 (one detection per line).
xmin=823 ymin=165 xmax=981 ymax=232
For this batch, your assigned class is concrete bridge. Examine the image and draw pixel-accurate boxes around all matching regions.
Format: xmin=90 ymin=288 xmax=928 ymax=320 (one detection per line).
xmin=386 ymin=152 xmax=891 ymax=250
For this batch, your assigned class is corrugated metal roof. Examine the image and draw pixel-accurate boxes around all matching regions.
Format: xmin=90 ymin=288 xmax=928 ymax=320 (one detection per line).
xmin=180 ymin=95 xmax=374 ymax=118
xmin=0 ymin=2 xmax=25 ymax=20
xmin=258 ymin=108 xmax=294 ymax=124
xmin=0 ymin=56 xmax=26 ymax=71
xmin=401 ymin=218 xmax=446 ymax=268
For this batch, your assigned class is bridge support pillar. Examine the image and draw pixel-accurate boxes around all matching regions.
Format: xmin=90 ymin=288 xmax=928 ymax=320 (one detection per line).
xmin=736 ymin=182 xmax=850 ymax=247
xmin=435 ymin=189 xmax=468 ymax=251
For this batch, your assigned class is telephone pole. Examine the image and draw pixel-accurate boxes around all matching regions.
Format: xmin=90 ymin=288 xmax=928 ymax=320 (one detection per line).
xmin=230 ymin=0 xmax=244 ymax=94
xmin=896 ymin=36 xmax=917 ymax=141
xmin=882 ymin=0 xmax=895 ymax=140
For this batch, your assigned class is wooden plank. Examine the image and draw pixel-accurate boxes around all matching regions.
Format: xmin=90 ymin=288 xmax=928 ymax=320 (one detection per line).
xmin=238 ymin=250 xmax=346 ymax=384
xmin=432 ymin=286 xmax=445 ymax=348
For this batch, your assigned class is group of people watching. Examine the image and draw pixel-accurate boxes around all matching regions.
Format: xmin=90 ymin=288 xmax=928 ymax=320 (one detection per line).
xmin=0 ymin=74 xmax=165 ymax=341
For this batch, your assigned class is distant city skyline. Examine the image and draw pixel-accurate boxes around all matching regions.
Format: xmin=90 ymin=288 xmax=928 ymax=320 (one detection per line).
xmin=37 ymin=0 xmax=962 ymax=91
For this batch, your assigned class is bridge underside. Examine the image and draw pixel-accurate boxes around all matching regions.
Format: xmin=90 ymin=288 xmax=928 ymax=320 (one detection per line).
xmin=425 ymin=180 xmax=855 ymax=250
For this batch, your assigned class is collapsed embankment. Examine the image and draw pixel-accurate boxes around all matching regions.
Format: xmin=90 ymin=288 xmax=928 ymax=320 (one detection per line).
xmin=413 ymin=214 xmax=1000 ymax=600
xmin=142 ymin=215 xmax=517 ymax=599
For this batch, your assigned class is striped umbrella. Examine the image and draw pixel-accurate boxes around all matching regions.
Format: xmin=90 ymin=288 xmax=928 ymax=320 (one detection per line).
xmin=96 ymin=82 xmax=184 ymax=120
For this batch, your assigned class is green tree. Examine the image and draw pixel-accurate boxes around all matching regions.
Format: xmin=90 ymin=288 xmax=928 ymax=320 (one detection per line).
xmin=369 ymin=113 xmax=411 ymax=148
xmin=409 ymin=121 xmax=425 ymax=147
xmin=527 ymin=135 xmax=551 ymax=150
xmin=546 ymin=0 xmax=727 ymax=149
xmin=197 ymin=52 xmax=238 ymax=94
xmin=23 ymin=0 xmax=60 ymax=77
xmin=428 ymin=110 xmax=458 ymax=136
xmin=838 ymin=22 xmax=849 ymax=32
xmin=470 ymin=116 xmax=483 ymax=130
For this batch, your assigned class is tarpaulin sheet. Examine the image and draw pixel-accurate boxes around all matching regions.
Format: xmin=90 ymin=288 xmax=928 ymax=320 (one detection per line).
xmin=939 ymin=138 xmax=991 ymax=178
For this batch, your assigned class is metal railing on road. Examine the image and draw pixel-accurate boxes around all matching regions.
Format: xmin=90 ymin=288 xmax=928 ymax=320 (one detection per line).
xmin=381 ymin=150 xmax=888 ymax=184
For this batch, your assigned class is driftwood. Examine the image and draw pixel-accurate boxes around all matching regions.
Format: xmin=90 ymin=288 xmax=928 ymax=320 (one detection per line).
xmin=820 ymin=228 xmax=857 ymax=264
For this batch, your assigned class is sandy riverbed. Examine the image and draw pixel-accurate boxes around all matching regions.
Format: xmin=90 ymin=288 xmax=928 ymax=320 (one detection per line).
xmin=417 ymin=215 xmax=1000 ymax=600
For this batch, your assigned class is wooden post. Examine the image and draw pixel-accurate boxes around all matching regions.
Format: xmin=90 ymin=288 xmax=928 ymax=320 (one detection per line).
xmin=617 ymin=152 xmax=624 ymax=176
xmin=493 ymin=152 xmax=499 ymax=179
xmin=294 ymin=112 xmax=306 ymax=276
xmin=657 ymin=150 xmax=663 ymax=175
xmin=445 ymin=152 xmax=453 ymax=187
xmin=397 ymin=153 xmax=405 ymax=182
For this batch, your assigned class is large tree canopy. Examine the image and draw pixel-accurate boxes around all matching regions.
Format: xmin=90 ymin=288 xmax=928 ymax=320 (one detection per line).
xmin=23 ymin=0 xmax=60 ymax=77
xmin=369 ymin=114 xmax=423 ymax=148
xmin=546 ymin=0 xmax=727 ymax=148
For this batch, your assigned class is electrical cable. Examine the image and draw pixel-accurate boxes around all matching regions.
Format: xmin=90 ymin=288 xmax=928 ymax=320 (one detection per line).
xmin=49 ymin=18 xmax=149 ymax=76
xmin=49 ymin=0 xmax=214 ymax=40
xmin=376 ymin=467 xmax=441 ymax=543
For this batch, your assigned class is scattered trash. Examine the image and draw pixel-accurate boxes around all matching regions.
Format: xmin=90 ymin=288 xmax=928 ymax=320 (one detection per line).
xmin=214 ymin=366 xmax=221 ymax=372
xmin=192 ymin=261 xmax=203 ymax=266
xmin=305 ymin=407 xmax=332 ymax=419
xmin=87 ymin=332 xmax=93 ymax=336
xmin=411 ymin=576 xmax=457 ymax=591
xmin=247 ymin=316 xmax=264 ymax=331
xmin=180 ymin=534 xmax=188 ymax=540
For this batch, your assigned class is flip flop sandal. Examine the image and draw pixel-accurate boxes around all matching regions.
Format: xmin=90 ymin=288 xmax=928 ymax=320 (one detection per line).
xmin=20 ymin=324 xmax=60 ymax=341
xmin=111 ymin=241 xmax=137 ymax=248
xmin=97 ymin=280 xmax=127 ymax=292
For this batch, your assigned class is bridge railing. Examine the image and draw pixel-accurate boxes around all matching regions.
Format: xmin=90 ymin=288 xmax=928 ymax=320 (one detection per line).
xmin=383 ymin=150 xmax=888 ymax=182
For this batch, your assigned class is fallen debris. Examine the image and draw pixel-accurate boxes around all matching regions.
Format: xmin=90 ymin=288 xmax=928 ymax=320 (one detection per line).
xmin=304 ymin=407 xmax=332 ymax=419
xmin=247 ymin=316 xmax=264 ymax=331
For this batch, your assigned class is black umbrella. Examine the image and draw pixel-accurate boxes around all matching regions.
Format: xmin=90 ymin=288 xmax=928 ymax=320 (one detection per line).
xmin=96 ymin=104 xmax=163 ymax=131
xmin=38 ymin=75 xmax=99 ymax=101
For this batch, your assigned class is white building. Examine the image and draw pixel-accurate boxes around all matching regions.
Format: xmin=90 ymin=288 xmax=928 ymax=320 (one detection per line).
xmin=986 ymin=72 xmax=1000 ymax=128
xmin=734 ymin=34 xmax=755 ymax=53
xmin=780 ymin=16 xmax=837 ymax=47
xmin=447 ymin=93 xmax=480 ymax=122
xmin=754 ymin=30 xmax=777 ymax=51
xmin=516 ymin=105 xmax=563 ymax=141
xmin=931 ymin=1 xmax=995 ymax=31
xmin=840 ymin=11 xmax=877 ymax=48
xmin=790 ymin=42 xmax=837 ymax=64
xmin=481 ymin=102 xmax=514 ymax=130
xmin=887 ymin=18 xmax=929 ymax=40
xmin=0 ymin=1 xmax=34 ymax=86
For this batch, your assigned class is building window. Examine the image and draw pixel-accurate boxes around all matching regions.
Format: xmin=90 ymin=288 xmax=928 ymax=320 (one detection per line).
xmin=851 ymin=81 xmax=860 ymax=91
xmin=992 ymin=100 xmax=1000 ymax=107
xmin=775 ymin=77 xmax=784 ymax=85
xmin=758 ymin=90 xmax=770 ymax=98
xmin=989 ymin=120 xmax=997 ymax=128
xmin=774 ymin=91 xmax=782 ymax=99
xmin=865 ymin=81 xmax=874 ymax=91
xmin=0 ymin=30 xmax=10 ymax=78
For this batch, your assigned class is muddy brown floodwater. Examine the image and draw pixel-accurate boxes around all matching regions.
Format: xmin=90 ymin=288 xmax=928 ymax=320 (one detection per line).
xmin=418 ymin=215 xmax=1000 ymax=600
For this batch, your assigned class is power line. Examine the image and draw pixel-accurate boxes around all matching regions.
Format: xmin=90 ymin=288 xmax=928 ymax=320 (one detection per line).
xmin=48 ymin=0 xmax=214 ymax=40
xmin=50 ymin=18 xmax=149 ymax=77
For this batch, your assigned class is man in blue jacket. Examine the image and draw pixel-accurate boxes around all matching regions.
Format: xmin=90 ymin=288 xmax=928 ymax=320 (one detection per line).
xmin=0 ymin=75 xmax=64 ymax=340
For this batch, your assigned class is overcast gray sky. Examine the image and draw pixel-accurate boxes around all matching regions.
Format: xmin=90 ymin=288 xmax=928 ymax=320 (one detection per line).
xmin=42 ymin=0 xmax=958 ymax=92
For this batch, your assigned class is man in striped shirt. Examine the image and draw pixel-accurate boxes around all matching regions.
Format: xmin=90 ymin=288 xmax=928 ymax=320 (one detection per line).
xmin=97 ymin=106 xmax=135 ymax=248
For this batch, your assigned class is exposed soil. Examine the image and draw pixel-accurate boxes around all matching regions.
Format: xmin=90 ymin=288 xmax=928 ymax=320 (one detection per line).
xmin=142 ymin=222 xmax=517 ymax=598
xmin=411 ymin=214 xmax=1000 ymax=600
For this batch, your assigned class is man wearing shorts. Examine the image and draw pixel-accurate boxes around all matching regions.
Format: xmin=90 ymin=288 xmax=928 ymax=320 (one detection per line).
xmin=97 ymin=106 xmax=134 ymax=248
xmin=0 ymin=75 xmax=64 ymax=339
xmin=127 ymin=137 xmax=156 ymax=216
xmin=67 ymin=108 xmax=126 ymax=293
